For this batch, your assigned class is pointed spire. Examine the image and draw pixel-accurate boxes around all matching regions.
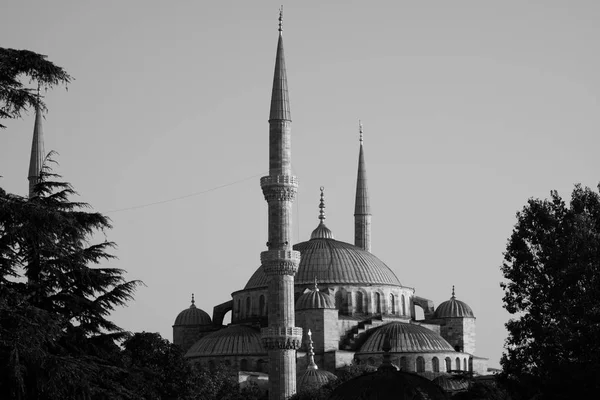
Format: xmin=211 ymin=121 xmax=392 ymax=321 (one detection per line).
xmin=269 ymin=7 xmax=291 ymax=122
xmin=306 ymin=329 xmax=318 ymax=370
xmin=354 ymin=120 xmax=371 ymax=252
xmin=28 ymin=105 xmax=45 ymax=198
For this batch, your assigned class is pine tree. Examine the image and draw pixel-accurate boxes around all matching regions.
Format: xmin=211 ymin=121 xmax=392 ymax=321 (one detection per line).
xmin=0 ymin=155 xmax=141 ymax=399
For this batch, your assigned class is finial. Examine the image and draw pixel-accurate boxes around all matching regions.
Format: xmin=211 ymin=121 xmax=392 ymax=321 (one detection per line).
xmin=314 ymin=276 xmax=319 ymax=291
xmin=359 ymin=120 xmax=363 ymax=144
xmin=191 ymin=293 xmax=195 ymax=306
xmin=378 ymin=333 xmax=397 ymax=372
xmin=307 ymin=329 xmax=318 ymax=370
xmin=278 ymin=6 xmax=283 ymax=32
xmin=319 ymin=186 xmax=326 ymax=221
xmin=451 ymin=285 xmax=455 ymax=299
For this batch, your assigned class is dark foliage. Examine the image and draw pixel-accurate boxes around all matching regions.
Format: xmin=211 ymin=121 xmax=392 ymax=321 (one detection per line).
xmin=0 ymin=156 xmax=141 ymax=399
xmin=500 ymin=184 xmax=600 ymax=399
xmin=0 ymin=47 xmax=71 ymax=128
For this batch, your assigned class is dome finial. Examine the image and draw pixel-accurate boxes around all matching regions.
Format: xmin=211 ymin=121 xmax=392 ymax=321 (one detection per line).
xmin=451 ymin=285 xmax=455 ymax=299
xmin=191 ymin=293 xmax=196 ymax=307
xmin=319 ymin=186 xmax=326 ymax=222
xmin=359 ymin=120 xmax=363 ymax=144
xmin=307 ymin=329 xmax=318 ymax=370
xmin=314 ymin=276 xmax=319 ymax=291
xmin=378 ymin=333 xmax=397 ymax=372
xmin=278 ymin=5 xmax=283 ymax=32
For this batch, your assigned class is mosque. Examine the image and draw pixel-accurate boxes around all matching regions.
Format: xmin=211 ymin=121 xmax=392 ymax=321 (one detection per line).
xmin=169 ymin=10 xmax=489 ymax=399
xmin=22 ymin=9 xmax=488 ymax=400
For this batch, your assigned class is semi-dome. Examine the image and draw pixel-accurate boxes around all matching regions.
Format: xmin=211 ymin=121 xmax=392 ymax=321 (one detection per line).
xmin=245 ymin=238 xmax=401 ymax=289
xmin=434 ymin=287 xmax=474 ymax=318
xmin=359 ymin=322 xmax=455 ymax=354
xmin=174 ymin=296 xmax=211 ymax=326
xmin=296 ymin=281 xmax=336 ymax=310
xmin=185 ymin=325 xmax=265 ymax=358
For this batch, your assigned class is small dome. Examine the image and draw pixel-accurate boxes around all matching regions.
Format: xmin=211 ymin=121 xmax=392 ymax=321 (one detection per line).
xmin=310 ymin=221 xmax=334 ymax=239
xmin=434 ymin=287 xmax=474 ymax=318
xmin=298 ymin=369 xmax=337 ymax=390
xmin=296 ymin=281 xmax=336 ymax=310
xmin=185 ymin=325 xmax=265 ymax=358
xmin=174 ymin=296 xmax=211 ymax=326
xmin=359 ymin=322 xmax=455 ymax=354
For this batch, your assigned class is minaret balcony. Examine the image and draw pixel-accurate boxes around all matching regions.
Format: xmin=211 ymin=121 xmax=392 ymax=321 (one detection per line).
xmin=260 ymin=175 xmax=298 ymax=187
xmin=261 ymin=326 xmax=303 ymax=350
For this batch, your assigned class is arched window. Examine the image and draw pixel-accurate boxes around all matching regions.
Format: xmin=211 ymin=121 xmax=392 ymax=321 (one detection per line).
xmin=432 ymin=357 xmax=439 ymax=372
xmin=401 ymin=295 xmax=406 ymax=316
xmin=375 ymin=292 xmax=381 ymax=314
xmin=335 ymin=290 xmax=344 ymax=312
xmin=259 ymin=295 xmax=265 ymax=316
xmin=356 ymin=292 xmax=364 ymax=313
xmin=390 ymin=294 xmax=396 ymax=314
xmin=236 ymin=299 xmax=241 ymax=318
xmin=245 ymin=297 xmax=251 ymax=317
xmin=456 ymin=357 xmax=461 ymax=371
xmin=416 ymin=356 xmax=425 ymax=372
xmin=445 ymin=357 xmax=451 ymax=372
xmin=468 ymin=357 xmax=473 ymax=372
xmin=400 ymin=356 xmax=408 ymax=371
xmin=240 ymin=359 xmax=249 ymax=371
xmin=464 ymin=357 xmax=467 ymax=371
xmin=257 ymin=359 xmax=268 ymax=373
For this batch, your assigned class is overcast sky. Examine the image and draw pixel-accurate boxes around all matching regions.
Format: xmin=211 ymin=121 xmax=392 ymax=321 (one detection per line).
xmin=2 ymin=1 xmax=600 ymax=369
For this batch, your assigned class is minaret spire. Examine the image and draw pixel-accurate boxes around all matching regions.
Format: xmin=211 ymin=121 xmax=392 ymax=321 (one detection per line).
xmin=28 ymin=103 xmax=45 ymax=198
xmin=261 ymin=9 xmax=302 ymax=400
xmin=354 ymin=120 xmax=371 ymax=252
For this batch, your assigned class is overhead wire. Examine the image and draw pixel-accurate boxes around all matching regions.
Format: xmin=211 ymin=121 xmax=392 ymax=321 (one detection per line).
xmin=105 ymin=171 xmax=267 ymax=214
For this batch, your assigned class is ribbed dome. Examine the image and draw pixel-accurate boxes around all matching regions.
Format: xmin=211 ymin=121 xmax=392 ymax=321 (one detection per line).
xmin=359 ymin=322 xmax=455 ymax=354
xmin=174 ymin=303 xmax=211 ymax=326
xmin=245 ymin=238 xmax=401 ymax=290
xmin=310 ymin=222 xmax=334 ymax=239
xmin=185 ymin=325 xmax=265 ymax=358
xmin=297 ymin=369 xmax=337 ymax=390
xmin=296 ymin=287 xmax=336 ymax=310
xmin=434 ymin=290 xmax=474 ymax=318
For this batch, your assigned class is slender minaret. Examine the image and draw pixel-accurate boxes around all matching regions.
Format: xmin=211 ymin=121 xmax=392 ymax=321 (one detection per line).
xmin=260 ymin=8 xmax=302 ymax=400
xmin=28 ymin=105 xmax=45 ymax=197
xmin=354 ymin=120 xmax=371 ymax=252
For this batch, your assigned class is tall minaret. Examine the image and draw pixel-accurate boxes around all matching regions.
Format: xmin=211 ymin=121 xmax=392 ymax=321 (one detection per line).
xmin=354 ymin=120 xmax=371 ymax=252
xmin=28 ymin=105 xmax=45 ymax=197
xmin=260 ymin=8 xmax=302 ymax=400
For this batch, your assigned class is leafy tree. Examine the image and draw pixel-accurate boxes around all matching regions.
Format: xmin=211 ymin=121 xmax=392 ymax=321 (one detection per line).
xmin=0 ymin=47 xmax=71 ymax=128
xmin=0 ymin=157 xmax=140 ymax=399
xmin=500 ymin=184 xmax=600 ymax=399
xmin=121 ymin=332 xmax=193 ymax=399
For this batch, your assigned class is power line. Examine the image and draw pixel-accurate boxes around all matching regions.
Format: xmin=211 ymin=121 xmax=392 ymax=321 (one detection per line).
xmin=105 ymin=171 xmax=267 ymax=214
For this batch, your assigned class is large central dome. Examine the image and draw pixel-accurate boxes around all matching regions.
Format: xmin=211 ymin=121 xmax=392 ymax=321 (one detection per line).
xmin=244 ymin=237 xmax=402 ymax=290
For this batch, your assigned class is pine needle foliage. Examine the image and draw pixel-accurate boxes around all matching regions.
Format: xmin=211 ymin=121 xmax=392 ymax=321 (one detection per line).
xmin=0 ymin=47 xmax=72 ymax=128
xmin=0 ymin=154 xmax=141 ymax=399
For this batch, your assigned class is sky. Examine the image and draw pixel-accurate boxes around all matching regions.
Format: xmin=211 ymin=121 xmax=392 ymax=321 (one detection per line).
xmin=2 ymin=1 xmax=600 ymax=369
